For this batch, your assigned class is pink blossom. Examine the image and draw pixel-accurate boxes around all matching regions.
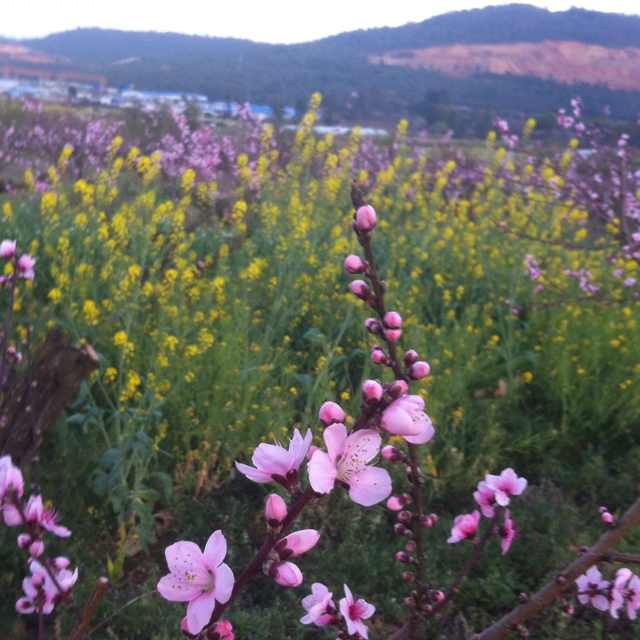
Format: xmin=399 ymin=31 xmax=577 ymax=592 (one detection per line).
xmin=362 ymin=379 xmax=383 ymax=403
xmin=0 ymin=240 xmax=16 ymax=259
xmin=355 ymin=205 xmax=377 ymax=232
xmin=499 ymin=510 xmax=517 ymax=555
xmin=339 ymin=584 xmax=375 ymax=638
xmin=272 ymin=561 xmax=303 ymax=587
xmin=381 ymin=395 xmax=434 ymax=444
xmin=265 ymin=494 xmax=288 ymax=527
xmin=610 ymin=569 xmax=640 ymax=620
xmin=319 ymin=401 xmax=345 ymax=425
xmin=17 ymin=254 xmax=36 ymax=280
xmin=485 ymin=468 xmax=527 ymax=507
xmin=0 ymin=455 xmax=24 ymax=501
xmin=447 ymin=511 xmax=480 ymax=544
xmin=344 ymin=255 xmax=367 ymax=274
xmin=576 ymin=566 xmax=610 ymax=611
xmin=157 ymin=530 xmax=235 ymax=635
xmin=300 ymin=582 xmax=336 ymax=626
xmin=384 ymin=328 xmax=402 ymax=342
xmin=409 ymin=361 xmax=430 ymax=379
xmin=16 ymin=559 xmax=78 ymax=615
xmin=386 ymin=496 xmax=405 ymax=511
xmin=473 ymin=480 xmax=497 ymax=518
xmin=308 ymin=424 xmax=391 ymax=507
xmin=211 ymin=619 xmax=234 ymax=639
xmin=235 ymin=428 xmax=312 ymax=486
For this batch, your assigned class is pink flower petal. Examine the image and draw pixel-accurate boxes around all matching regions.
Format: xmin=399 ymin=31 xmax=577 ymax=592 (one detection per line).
xmin=289 ymin=429 xmax=312 ymax=469
xmin=157 ymin=573 xmax=203 ymax=602
xmin=213 ymin=563 xmax=234 ymax=604
xmin=308 ymin=450 xmax=337 ymax=494
xmin=165 ymin=541 xmax=205 ymax=577
xmin=348 ymin=466 xmax=391 ymax=507
xmin=252 ymin=443 xmax=292 ymax=476
xmin=204 ymin=530 xmax=227 ymax=569
xmin=323 ymin=423 xmax=347 ymax=462
xmin=403 ymin=413 xmax=434 ymax=444
xmin=234 ymin=462 xmax=272 ymax=483
xmin=281 ymin=529 xmax=320 ymax=556
xmin=342 ymin=430 xmax=381 ymax=467
xmin=186 ymin=591 xmax=217 ymax=635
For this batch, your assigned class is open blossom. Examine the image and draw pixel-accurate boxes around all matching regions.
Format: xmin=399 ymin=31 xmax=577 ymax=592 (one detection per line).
xmin=499 ymin=510 xmax=516 ymax=555
xmin=524 ymin=254 xmax=541 ymax=280
xmin=16 ymin=559 xmax=78 ymax=615
xmin=576 ymin=566 xmax=609 ymax=611
xmin=339 ymin=584 xmax=375 ymax=639
xmin=610 ymin=568 xmax=640 ymax=620
xmin=301 ymin=582 xmax=336 ymax=626
xmin=381 ymin=395 xmax=434 ymax=444
xmin=157 ymin=530 xmax=235 ymax=635
xmin=473 ymin=480 xmax=496 ymax=518
xmin=0 ymin=455 xmax=24 ymax=501
xmin=235 ymin=428 xmax=311 ymax=486
xmin=308 ymin=424 xmax=391 ymax=507
xmin=17 ymin=254 xmax=36 ymax=280
xmin=485 ymin=468 xmax=527 ymax=507
xmin=447 ymin=511 xmax=480 ymax=544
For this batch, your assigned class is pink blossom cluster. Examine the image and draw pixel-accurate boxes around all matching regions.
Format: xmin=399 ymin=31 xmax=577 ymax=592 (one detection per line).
xmin=576 ymin=566 xmax=640 ymax=620
xmin=0 ymin=239 xmax=36 ymax=284
xmin=1 ymin=455 xmax=77 ymax=617
xmin=447 ymin=468 xmax=527 ymax=554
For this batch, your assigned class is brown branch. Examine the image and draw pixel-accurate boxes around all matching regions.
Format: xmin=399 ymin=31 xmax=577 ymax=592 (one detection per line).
xmin=70 ymin=577 xmax=109 ymax=640
xmin=475 ymin=495 xmax=640 ymax=640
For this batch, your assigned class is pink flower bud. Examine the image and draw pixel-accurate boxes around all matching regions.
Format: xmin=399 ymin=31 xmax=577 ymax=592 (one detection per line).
xmin=319 ymin=401 xmax=345 ymax=425
xmin=534 ymin=284 xmax=544 ymax=294
xmin=397 ymin=510 xmax=412 ymax=524
xmin=365 ymin=318 xmax=382 ymax=334
xmin=362 ymin=379 xmax=383 ymax=403
xmin=381 ymin=445 xmax=402 ymax=462
xmin=17 ymin=254 xmax=36 ymax=280
xmin=403 ymin=350 xmax=419 ymax=366
xmin=272 ymin=561 xmax=303 ymax=587
xmin=17 ymin=533 xmax=31 ymax=549
xmin=394 ymin=523 xmax=407 ymax=536
xmin=355 ymin=205 xmax=377 ymax=232
xmin=350 ymin=279 xmax=370 ymax=300
xmin=420 ymin=515 xmax=435 ymax=528
xmin=54 ymin=556 xmax=70 ymax=569
xmin=395 ymin=551 xmax=410 ymax=563
xmin=405 ymin=540 xmax=417 ymax=553
xmin=409 ymin=361 xmax=431 ymax=380
xmin=433 ymin=590 xmax=445 ymax=604
xmin=384 ymin=329 xmax=402 ymax=342
xmin=344 ymin=254 xmax=367 ymax=274
xmin=389 ymin=379 xmax=408 ymax=398
xmin=0 ymin=240 xmax=16 ymax=259
xmin=401 ymin=571 xmax=415 ymax=582
xmin=384 ymin=311 xmax=403 ymax=329
xmin=29 ymin=540 xmax=45 ymax=558
xmin=371 ymin=346 xmax=388 ymax=365
xmin=265 ymin=494 xmax=288 ymax=527
xmin=601 ymin=511 xmax=614 ymax=525
xmin=278 ymin=529 xmax=320 ymax=558
xmin=386 ymin=496 xmax=405 ymax=511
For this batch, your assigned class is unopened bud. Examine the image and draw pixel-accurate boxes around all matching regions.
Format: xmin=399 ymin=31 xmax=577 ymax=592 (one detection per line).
xmin=355 ymin=205 xmax=377 ymax=232
xmin=601 ymin=511 xmax=615 ymax=525
xmin=401 ymin=571 xmax=415 ymax=583
xmin=319 ymin=401 xmax=345 ymax=425
xmin=350 ymin=280 xmax=371 ymax=301
xmin=381 ymin=445 xmax=402 ymax=462
xmin=384 ymin=311 xmax=403 ymax=330
xmin=405 ymin=540 xmax=416 ymax=553
xmin=397 ymin=510 xmax=412 ymax=524
xmin=344 ymin=254 xmax=367 ymax=274
xmin=394 ymin=523 xmax=407 ymax=536
xmin=389 ymin=379 xmax=408 ymax=398
xmin=31 ymin=573 xmax=45 ymax=589
xmin=17 ymin=533 xmax=31 ymax=549
xmin=409 ymin=361 xmax=431 ymax=380
xmin=386 ymin=496 xmax=405 ymax=512
xmin=265 ymin=494 xmax=288 ymax=527
xmin=364 ymin=318 xmax=382 ymax=334
xmin=384 ymin=328 xmax=402 ymax=342
xmin=395 ymin=550 xmax=410 ymax=563
xmin=371 ymin=346 xmax=388 ymax=365
xmin=403 ymin=349 xmax=419 ymax=366
xmin=362 ymin=379 xmax=383 ymax=404
xmin=54 ymin=556 xmax=71 ymax=569
xmin=29 ymin=540 xmax=44 ymax=558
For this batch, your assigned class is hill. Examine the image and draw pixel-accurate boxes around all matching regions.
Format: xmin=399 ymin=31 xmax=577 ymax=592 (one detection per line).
xmin=7 ymin=4 xmax=640 ymax=125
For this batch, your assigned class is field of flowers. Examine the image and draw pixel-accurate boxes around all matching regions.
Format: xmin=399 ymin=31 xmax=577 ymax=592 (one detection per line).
xmin=0 ymin=94 xmax=639 ymax=638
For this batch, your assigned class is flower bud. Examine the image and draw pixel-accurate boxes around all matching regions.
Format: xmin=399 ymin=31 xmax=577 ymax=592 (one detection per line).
xmin=29 ymin=540 xmax=45 ymax=558
xmin=17 ymin=533 xmax=31 ymax=549
xmin=384 ymin=311 xmax=403 ymax=330
xmin=386 ymin=496 xmax=405 ymax=512
xmin=388 ymin=379 xmax=408 ymax=398
xmin=0 ymin=240 xmax=16 ymax=259
xmin=409 ymin=361 xmax=431 ymax=379
xmin=54 ymin=556 xmax=71 ymax=569
xmin=420 ymin=515 xmax=435 ymax=528
xmin=364 ymin=318 xmax=382 ymax=334
xmin=344 ymin=254 xmax=367 ymax=274
xmin=350 ymin=280 xmax=370 ymax=301
xmin=405 ymin=540 xmax=417 ymax=553
xmin=384 ymin=329 xmax=402 ymax=342
xmin=403 ymin=350 xmax=419 ymax=366
xmin=319 ymin=401 xmax=345 ymax=425
xmin=265 ymin=494 xmax=288 ymax=527
xmin=355 ymin=205 xmax=377 ymax=232
xmin=397 ymin=510 xmax=412 ymax=524
xmin=362 ymin=379 xmax=383 ymax=404
xmin=601 ymin=511 xmax=614 ymax=525
xmin=394 ymin=523 xmax=407 ymax=536
xmin=395 ymin=551 xmax=410 ymax=563
xmin=433 ymin=590 xmax=445 ymax=604
xmin=371 ymin=346 xmax=388 ymax=365
xmin=381 ymin=445 xmax=402 ymax=462
xmin=401 ymin=571 xmax=415 ymax=583
xmin=272 ymin=561 xmax=303 ymax=587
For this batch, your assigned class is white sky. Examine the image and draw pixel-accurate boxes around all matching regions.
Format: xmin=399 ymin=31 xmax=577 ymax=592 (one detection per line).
xmin=2 ymin=0 xmax=638 ymax=43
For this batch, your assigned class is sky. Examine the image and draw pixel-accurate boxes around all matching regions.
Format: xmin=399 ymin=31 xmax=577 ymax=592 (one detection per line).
xmin=2 ymin=0 xmax=638 ymax=43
